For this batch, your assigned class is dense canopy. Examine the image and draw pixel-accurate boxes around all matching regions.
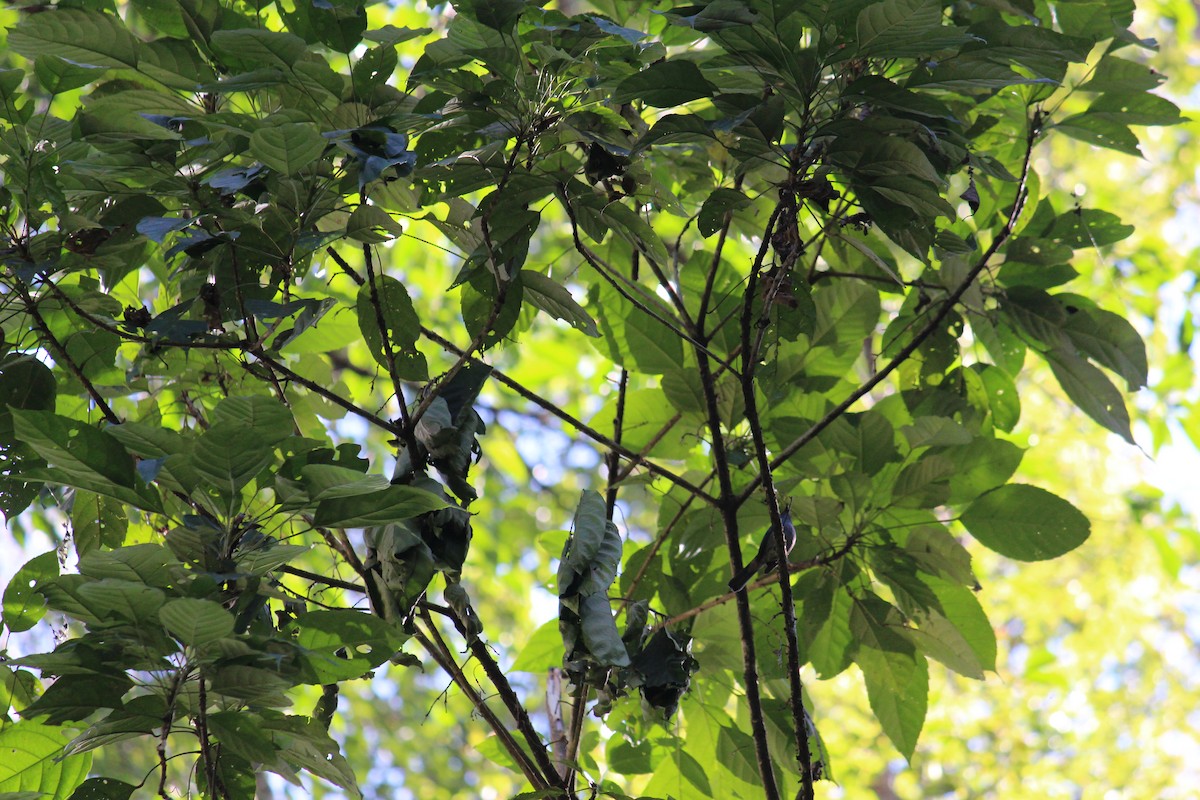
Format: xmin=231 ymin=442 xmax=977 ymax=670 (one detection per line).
xmin=0 ymin=0 xmax=1197 ymax=798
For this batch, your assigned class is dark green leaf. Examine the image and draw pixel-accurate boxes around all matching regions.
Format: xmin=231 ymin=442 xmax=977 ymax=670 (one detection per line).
xmin=19 ymin=674 xmax=131 ymax=725
xmin=1045 ymin=347 xmax=1134 ymax=443
xmin=613 ymin=60 xmax=717 ymax=107
xmin=250 ymin=123 xmax=326 ymax=175
xmin=34 ymin=57 xmax=107 ymax=94
xmin=697 ymin=188 xmax=752 ymax=237
xmin=1079 ymin=56 xmax=1165 ymax=93
xmin=190 ymin=424 xmax=276 ymax=502
xmin=1060 ymin=302 xmax=1148 ymax=390
xmin=346 ymin=205 xmax=405 ymax=243
xmin=579 ymin=593 xmax=631 ymax=667
xmin=210 ymin=29 xmax=307 ymax=70
xmin=11 ymin=410 xmax=136 ymax=492
xmin=852 ymin=595 xmax=928 ymax=761
xmin=521 ymin=271 xmax=599 ymax=337
xmin=356 ymin=275 xmax=428 ymax=380
xmin=71 ymin=491 xmax=129 ymax=556
xmin=314 ymin=485 xmax=448 ymax=527
xmin=68 ymin=777 xmax=137 ymax=800
xmin=854 ymin=0 xmax=974 ymax=58
xmin=288 ymin=610 xmax=404 ymax=683
xmin=961 ymin=484 xmax=1091 ymax=561
xmin=211 ymin=397 xmax=296 ymax=445
xmin=158 ymin=598 xmax=234 ymax=646
xmin=8 ymin=10 xmax=140 ymax=70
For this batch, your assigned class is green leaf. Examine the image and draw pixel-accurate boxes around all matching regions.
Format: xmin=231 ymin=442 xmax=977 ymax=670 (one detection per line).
xmin=566 ymin=491 xmax=607 ymax=572
xmin=300 ymin=465 xmax=391 ymax=501
xmin=1079 ymin=56 xmax=1165 ymax=93
xmin=924 ymin=576 xmax=996 ymax=673
xmin=939 ymin=438 xmax=1024 ymax=504
xmin=68 ymin=777 xmax=137 ymax=800
xmin=190 ymin=423 xmax=276 ymax=502
xmin=34 ymin=56 xmax=107 ymax=94
xmin=250 ymin=123 xmax=326 ymax=175
xmin=289 ymin=610 xmax=405 ymax=683
xmin=1075 ymin=91 xmax=1184 ymax=127
xmin=211 ymin=396 xmax=296 ymax=444
xmin=138 ymin=38 xmax=216 ymax=89
xmin=578 ymin=592 xmax=631 ymax=667
xmin=903 ymin=611 xmax=984 ymax=680
xmin=78 ymin=545 xmax=178 ymax=587
xmin=355 ymin=275 xmax=428 ymax=380
xmin=971 ymin=363 xmax=1021 ymax=433
xmin=3 ymin=552 xmax=58 ymax=634
xmin=75 ymin=580 xmax=166 ymax=623
xmin=521 ymin=271 xmax=599 ymax=337
xmin=852 ymin=595 xmax=928 ymax=761
xmin=314 ymin=485 xmax=448 ymax=527
xmin=71 ymin=491 xmax=129 ymax=555
xmin=697 ymin=188 xmax=752 ymax=237
xmin=1 ymin=666 xmax=39 ymax=717
xmin=1060 ymin=303 xmax=1148 ymax=390
xmin=259 ymin=716 xmax=361 ymax=797
xmin=612 ymin=60 xmax=717 ymax=107
xmin=158 ymin=598 xmax=235 ymax=646
xmin=961 ymin=484 xmax=1091 ymax=561
xmin=510 ymin=620 xmax=563 ymax=672
xmin=8 ymin=10 xmax=140 ymax=70
xmin=129 ymin=0 xmax=190 ymax=37
xmin=854 ymin=0 xmax=974 ymax=58
xmin=623 ymin=309 xmax=684 ymax=374
xmin=1054 ymin=116 xmax=1142 ymax=155
xmin=812 ymin=278 xmax=882 ymax=349
xmin=19 ymin=674 xmax=132 ymax=725
xmin=0 ymin=721 xmax=92 ymax=800
xmin=210 ymin=29 xmax=307 ymax=70
xmin=352 ymin=44 xmax=399 ymax=94
xmin=809 ymin=585 xmax=855 ymax=679
xmin=1044 ymin=208 xmax=1134 ymax=248
xmin=346 ymin=204 xmax=405 ymax=243
xmin=11 ymin=410 xmax=139 ymax=494
xmin=1045 ymin=346 xmax=1134 ymax=443
xmin=236 ymin=543 xmax=310 ymax=576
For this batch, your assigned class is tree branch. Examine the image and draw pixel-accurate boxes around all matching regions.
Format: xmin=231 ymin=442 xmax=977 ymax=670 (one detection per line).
xmin=693 ymin=344 xmax=781 ymax=800
xmin=738 ymin=188 xmax=816 ymax=798
xmin=735 ymin=111 xmax=1042 ymax=509
xmin=413 ymin=619 xmax=549 ymax=790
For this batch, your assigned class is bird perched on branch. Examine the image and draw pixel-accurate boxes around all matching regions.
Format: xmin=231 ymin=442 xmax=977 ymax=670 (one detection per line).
xmin=728 ymin=504 xmax=797 ymax=592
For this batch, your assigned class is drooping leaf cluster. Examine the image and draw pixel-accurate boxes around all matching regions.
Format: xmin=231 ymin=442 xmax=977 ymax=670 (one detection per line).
xmin=0 ymin=0 xmax=1178 ymax=798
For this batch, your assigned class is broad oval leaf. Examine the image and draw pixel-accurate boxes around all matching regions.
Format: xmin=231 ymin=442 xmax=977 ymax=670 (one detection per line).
xmin=8 ymin=9 xmax=140 ymax=70
xmin=0 ymin=720 xmax=92 ymax=798
xmin=960 ymin=484 xmax=1090 ymax=561
xmin=159 ymin=598 xmax=235 ymax=646
xmin=2 ymin=552 xmax=58 ymax=634
xmin=249 ymin=123 xmax=326 ymax=175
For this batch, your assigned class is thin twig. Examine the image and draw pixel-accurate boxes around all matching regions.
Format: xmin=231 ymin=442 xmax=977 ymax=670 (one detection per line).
xmin=15 ymin=281 xmax=120 ymax=424
xmin=413 ymin=620 xmax=548 ymax=790
xmin=362 ymin=241 xmax=423 ymax=466
xmin=419 ymin=325 xmax=718 ymax=504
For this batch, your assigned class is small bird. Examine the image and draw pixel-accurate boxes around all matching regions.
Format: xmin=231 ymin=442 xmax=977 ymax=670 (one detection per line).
xmin=728 ymin=506 xmax=797 ymax=592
